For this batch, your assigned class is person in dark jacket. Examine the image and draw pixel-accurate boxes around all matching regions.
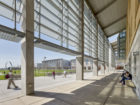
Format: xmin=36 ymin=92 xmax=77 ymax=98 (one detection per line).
xmin=120 ymin=71 xmax=132 ymax=85
xmin=52 ymin=71 xmax=55 ymax=80
xmin=126 ymin=71 xmax=132 ymax=80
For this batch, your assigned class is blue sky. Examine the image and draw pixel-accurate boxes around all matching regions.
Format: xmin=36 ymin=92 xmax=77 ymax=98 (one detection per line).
xmin=108 ymin=34 xmax=118 ymax=43
xmin=0 ymin=38 xmax=75 ymax=68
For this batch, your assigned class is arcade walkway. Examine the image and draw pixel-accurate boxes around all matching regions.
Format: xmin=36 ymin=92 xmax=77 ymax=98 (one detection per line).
xmin=0 ymin=72 xmax=140 ymax=105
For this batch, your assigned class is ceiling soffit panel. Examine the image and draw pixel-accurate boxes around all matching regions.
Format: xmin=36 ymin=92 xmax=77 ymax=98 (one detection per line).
xmin=87 ymin=0 xmax=127 ymax=37
xmin=96 ymin=0 xmax=127 ymax=27
xmin=104 ymin=18 xmax=126 ymax=37
xmin=111 ymin=41 xmax=117 ymax=45
xmin=88 ymin=0 xmax=114 ymax=13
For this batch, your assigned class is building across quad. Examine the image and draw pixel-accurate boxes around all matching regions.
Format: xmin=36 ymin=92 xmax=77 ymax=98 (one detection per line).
xmin=37 ymin=59 xmax=71 ymax=70
xmin=37 ymin=58 xmax=93 ymax=70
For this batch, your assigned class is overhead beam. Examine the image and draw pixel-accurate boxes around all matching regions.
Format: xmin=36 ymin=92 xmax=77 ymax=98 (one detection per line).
xmin=34 ymin=38 xmax=81 ymax=56
xmin=113 ymin=48 xmax=118 ymax=50
xmin=112 ymin=43 xmax=117 ymax=46
xmin=112 ymin=44 xmax=117 ymax=46
xmin=103 ymin=15 xmax=127 ymax=29
xmin=113 ymin=47 xmax=118 ymax=50
xmin=113 ymin=46 xmax=118 ymax=48
xmin=112 ymin=44 xmax=117 ymax=47
xmin=0 ymin=25 xmax=25 ymax=38
xmin=0 ymin=25 xmax=25 ymax=42
xmin=112 ymin=44 xmax=117 ymax=48
xmin=111 ymin=41 xmax=117 ymax=44
xmin=107 ymin=28 xmax=126 ymax=38
xmin=95 ymin=0 xmax=117 ymax=16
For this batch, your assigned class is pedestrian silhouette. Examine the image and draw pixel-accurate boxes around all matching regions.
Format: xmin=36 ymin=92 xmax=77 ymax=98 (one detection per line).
xmin=7 ymin=67 xmax=18 ymax=89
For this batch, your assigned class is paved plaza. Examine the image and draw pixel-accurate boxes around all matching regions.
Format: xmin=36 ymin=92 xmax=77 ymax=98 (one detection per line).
xmin=0 ymin=71 xmax=140 ymax=105
xmin=0 ymin=72 xmax=93 ymax=102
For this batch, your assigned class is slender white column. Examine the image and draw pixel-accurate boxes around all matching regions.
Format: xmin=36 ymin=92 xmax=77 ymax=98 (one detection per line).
xmin=105 ymin=64 xmax=109 ymax=74
xmin=92 ymin=60 xmax=98 ymax=76
xmin=100 ymin=63 xmax=105 ymax=75
xmin=76 ymin=56 xmax=84 ymax=80
xmin=76 ymin=0 xmax=84 ymax=80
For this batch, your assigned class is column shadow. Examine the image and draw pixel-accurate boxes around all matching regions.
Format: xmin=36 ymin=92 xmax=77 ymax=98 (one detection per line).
xmin=30 ymin=73 xmax=123 ymax=105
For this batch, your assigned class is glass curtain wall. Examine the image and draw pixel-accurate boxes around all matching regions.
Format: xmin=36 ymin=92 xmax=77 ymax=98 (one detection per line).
xmin=34 ymin=0 xmax=82 ymax=52
xmin=105 ymin=37 xmax=109 ymax=65
xmin=84 ymin=1 xmax=97 ymax=58
xmin=111 ymin=47 xmax=116 ymax=67
xmin=98 ymin=25 xmax=104 ymax=62
xmin=0 ymin=0 xmax=23 ymax=30
xmin=83 ymin=1 xmax=110 ymax=65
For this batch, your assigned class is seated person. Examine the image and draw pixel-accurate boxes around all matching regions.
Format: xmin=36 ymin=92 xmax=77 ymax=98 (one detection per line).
xmin=126 ymin=71 xmax=132 ymax=80
xmin=120 ymin=71 xmax=132 ymax=85
xmin=120 ymin=70 xmax=126 ymax=82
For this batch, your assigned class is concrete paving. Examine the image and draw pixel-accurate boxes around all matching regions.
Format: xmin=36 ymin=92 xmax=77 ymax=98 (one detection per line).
xmin=0 ymin=72 xmax=92 ymax=101
xmin=0 ymin=72 xmax=140 ymax=105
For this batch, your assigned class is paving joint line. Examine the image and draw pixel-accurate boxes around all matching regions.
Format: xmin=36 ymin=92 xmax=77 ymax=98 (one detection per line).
xmin=102 ymin=74 xmax=120 ymax=105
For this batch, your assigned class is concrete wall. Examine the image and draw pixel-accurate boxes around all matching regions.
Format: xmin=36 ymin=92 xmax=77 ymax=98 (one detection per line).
xmin=126 ymin=0 xmax=140 ymax=56
xmin=127 ymin=25 xmax=140 ymax=99
xmin=126 ymin=0 xmax=140 ymax=98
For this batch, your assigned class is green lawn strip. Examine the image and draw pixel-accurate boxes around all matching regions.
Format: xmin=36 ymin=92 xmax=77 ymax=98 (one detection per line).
xmin=0 ymin=70 xmax=20 ymax=75
xmin=0 ymin=69 xmax=76 ymax=79
xmin=0 ymin=75 xmax=5 ymax=80
xmin=34 ymin=69 xmax=76 ymax=76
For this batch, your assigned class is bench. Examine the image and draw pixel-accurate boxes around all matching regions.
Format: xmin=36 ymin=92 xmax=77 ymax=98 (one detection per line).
xmin=125 ymin=80 xmax=136 ymax=88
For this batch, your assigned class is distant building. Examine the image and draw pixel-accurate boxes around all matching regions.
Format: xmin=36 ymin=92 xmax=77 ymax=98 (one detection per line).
xmin=37 ymin=58 xmax=93 ymax=70
xmin=117 ymin=31 xmax=126 ymax=60
xmin=70 ymin=59 xmax=76 ymax=70
xmin=37 ymin=63 xmax=42 ymax=69
xmin=70 ymin=59 xmax=92 ymax=70
xmin=37 ymin=59 xmax=71 ymax=70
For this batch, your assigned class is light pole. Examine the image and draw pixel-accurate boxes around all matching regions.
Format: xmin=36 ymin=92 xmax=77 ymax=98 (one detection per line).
xmin=5 ymin=61 xmax=13 ymax=69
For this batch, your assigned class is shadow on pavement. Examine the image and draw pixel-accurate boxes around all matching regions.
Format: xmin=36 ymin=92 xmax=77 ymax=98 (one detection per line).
xmin=31 ymin=73 xmax=127 ymax=105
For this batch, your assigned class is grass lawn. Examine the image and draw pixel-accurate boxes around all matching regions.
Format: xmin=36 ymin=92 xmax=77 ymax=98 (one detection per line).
xmin=0 ymin=69 xmax=76 ymax=80
xmin=0 ymin=75 xmax=5 ymax=80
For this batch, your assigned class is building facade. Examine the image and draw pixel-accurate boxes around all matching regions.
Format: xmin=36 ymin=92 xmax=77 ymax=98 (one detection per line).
xmin=117 ymin=31 xmax=126 ymax=60
xmin=37 ymin=59 xmax=71 ymax=70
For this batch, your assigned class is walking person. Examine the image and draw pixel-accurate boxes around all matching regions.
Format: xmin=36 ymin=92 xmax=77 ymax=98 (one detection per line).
xmin=52 ymin=71 xmax=55 ymax=80
xmin=7 ymin=67 xmax=18 ymax=89
xmin=64 ymin=70 xmax=67 ymax=78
